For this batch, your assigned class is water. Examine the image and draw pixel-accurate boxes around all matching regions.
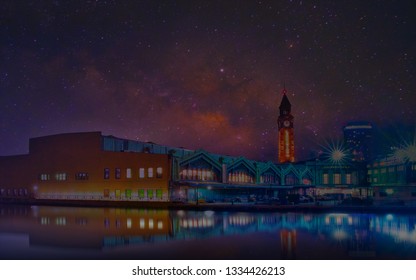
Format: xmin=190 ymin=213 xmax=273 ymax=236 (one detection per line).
xmin=1 ymin=204 xmax=416 ymax=259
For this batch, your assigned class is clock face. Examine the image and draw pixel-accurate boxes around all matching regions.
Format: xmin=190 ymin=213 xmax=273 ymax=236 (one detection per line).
xmin=283 ymin=120 xmax=290 ymax=127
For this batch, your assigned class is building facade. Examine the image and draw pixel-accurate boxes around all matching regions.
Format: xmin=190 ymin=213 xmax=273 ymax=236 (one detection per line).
xmin=0 ymin=132 xmax=171 ymax=202
xmin=343 ymin=122 xmax=373 ymax=162
xmin=0 ymin=131 xmax=370 ymax=204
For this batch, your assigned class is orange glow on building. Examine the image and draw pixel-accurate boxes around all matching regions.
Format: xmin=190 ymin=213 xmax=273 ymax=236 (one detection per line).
xmin=277 ymin=87 xmax=295 ymax=163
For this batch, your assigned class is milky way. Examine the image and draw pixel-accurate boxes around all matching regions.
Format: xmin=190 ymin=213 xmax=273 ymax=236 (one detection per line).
xmin=1 ymin=1 xmax=415 ymax=161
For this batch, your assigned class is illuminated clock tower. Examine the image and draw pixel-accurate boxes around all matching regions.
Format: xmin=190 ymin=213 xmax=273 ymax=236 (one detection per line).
xmin=277 ymin=86 xmax=295 ymax=163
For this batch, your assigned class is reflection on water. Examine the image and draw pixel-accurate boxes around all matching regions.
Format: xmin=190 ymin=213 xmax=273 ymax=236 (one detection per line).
xmin=1 ymin=205 xmax=416 ymax=259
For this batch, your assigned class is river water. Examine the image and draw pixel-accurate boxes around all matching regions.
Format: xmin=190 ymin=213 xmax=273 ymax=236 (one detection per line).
xmin=1 ymin=204 xmax=416 ymax=259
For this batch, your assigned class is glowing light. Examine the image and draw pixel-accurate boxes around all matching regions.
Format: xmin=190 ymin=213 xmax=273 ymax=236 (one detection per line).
xmin=333 ymin=229 xmax=348 ymax=240
xmin=394 ymin=140 xmax=416 ymax=162
xmin=321 ymin=139 xmax=351 ymax=166
xmin=386 ymin=189 xmax=394 ymax=195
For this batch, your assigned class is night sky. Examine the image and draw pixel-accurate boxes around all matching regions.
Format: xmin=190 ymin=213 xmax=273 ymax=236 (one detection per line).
xmin=1 ymin=1 xmax=415 ymax=161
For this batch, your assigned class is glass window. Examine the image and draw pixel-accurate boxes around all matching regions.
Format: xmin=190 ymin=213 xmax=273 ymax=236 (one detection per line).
xmin=323 ymin=174 xmax=329 ymax=184
xmin=55 ymin=173 xmax=68 ymax=181
xmin=103 ymin=189 xmax=110 ymax=198
xmin=139 ymin=168 xmax=145 ymax=179
xmin=346 ymin=174 xmax=352 ymax=184
xmin=138 ymin=189 xmax=145 ymax=199
xmin=156 ymin=189 xmax=163 ymax=199
xmin=115 ymin=168 xmax=121 ymax=179
xmin=147 ymin=189 xmax=153 ymax=199
xmin=125 ymin=189 xmax=132 ymax=199
xmin=156 ymin=167 xmax=163 ymax=178
xmin=75 ymin=172 xmax=89 ymax=180
xmin=126 ymin=168 xmax=132 ymax=179
xmin=104 ymin=168 xmax=110 ymax=179
xmin=333 ymin=174 xmax=341 ymax=184
xmin=148 ymin=168 xmax=154 ymax=178
xmin=139 ymin=218 xmax=145 ymax=229
xmin=39 ymin=174 xmax=50 ymax=181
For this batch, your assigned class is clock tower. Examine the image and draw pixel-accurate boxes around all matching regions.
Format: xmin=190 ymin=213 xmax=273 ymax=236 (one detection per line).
xmin=277 ymin=86 xmax=295 ymax=163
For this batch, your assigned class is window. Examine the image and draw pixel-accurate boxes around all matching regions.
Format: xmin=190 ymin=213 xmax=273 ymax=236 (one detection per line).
xmin=75 ymin=172 xmax=89 ymax=180
xmin=115 ymin=168 xmax=121 ymax=179
xmin=126 ymin=168 xmax=132 ymax=179
xmin=125 ymin=189 xmax=132 ymax=199
xmin=333 ymin=173 xmax=341 ymax=184
xmin=147 ymin=189 xmax=154 ymax=199
xmin=323 ymin=174 xmax=329 ymax=184
xmin=139 ymin=168 xmax=145 ymax=179
xmin=346 ymin=174 xmax=352 ymax=184
xmin=104 ymin=168 xmax=110 ymax=179
xmin=148 ymin=168 xmax=154 ymax=178
xmin=55 ymin=173 xmax=68 ymax=181
xmin=103 ymin=189 xmax=110 ymax=198
xmin=115 ymin=189 xmax=121 ymax=198
xmin=156 ymin=189 xmax=163 ymax=199
xmin=39 ymin=174 xmax=50 ymax=181
xmin=156 ymin=167 xmax=163 ymax=178
xmin=138 ymin=189 xmax=145 ymax=199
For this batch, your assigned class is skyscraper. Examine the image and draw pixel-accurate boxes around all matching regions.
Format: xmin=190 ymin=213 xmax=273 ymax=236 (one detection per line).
xmin=277 ymin=87 xmax=295 ymax=163
xmin=343 ymin=121 xmax=373 ymax=162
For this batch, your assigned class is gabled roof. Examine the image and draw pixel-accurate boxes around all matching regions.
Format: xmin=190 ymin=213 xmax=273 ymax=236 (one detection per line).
xmin=179 ymin=149 xmax=222 ymax=172
xmin=258 ymin=161 xmax=281 ymax=175
xmin=227 ymin=157 xmax=257 ymax=174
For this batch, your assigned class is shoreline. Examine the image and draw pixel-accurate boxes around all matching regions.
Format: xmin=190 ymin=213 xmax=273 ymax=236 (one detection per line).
xmin=1 ymin=198 xmax=416 ymax=213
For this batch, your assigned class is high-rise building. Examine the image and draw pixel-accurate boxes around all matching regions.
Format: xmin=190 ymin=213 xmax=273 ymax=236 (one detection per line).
xmin=343 ymin=121 xmax=373 ymax=162
xmin=277 ymin=87 xmax=295 ymax=163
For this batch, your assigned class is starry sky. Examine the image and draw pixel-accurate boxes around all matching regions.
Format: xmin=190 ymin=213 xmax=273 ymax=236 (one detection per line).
xmin=1 ymin=0 xmax=415 ymax=161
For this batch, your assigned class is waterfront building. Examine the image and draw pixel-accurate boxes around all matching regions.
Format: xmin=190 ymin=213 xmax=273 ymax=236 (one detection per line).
xmin=0 ymin=132 xmax=171 ymax=201
xmin=0 ymin=131 xmax=370 ymax=203
xmin=277 ymin=87 xmax=295 ymax=163
xmin=368 ymin=155 xmax=416 ymax=205
xmin=343 ymin=122 xmax=373 ymax=162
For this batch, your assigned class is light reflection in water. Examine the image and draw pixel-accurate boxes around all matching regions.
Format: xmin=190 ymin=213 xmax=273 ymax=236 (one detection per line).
xmin=1 ymin=205 xmax=416 ymax=259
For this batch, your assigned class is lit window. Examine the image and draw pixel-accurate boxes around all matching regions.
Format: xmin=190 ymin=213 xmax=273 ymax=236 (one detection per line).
xmin=138 ymin=189 xmax=145 ymax=199
xmin=157 ymin=220 xmax=163 ymax=229
xmin=126 ymin=168 xmax=132 ymax=179
xmin=156 ymin=167 xmax=163 ymax=178
xmin=139 ymin=168 xmax=145 ymax=179
xmin=39 ymin=174 xmax=50 ymax=181
xmin=334 ymin=174 xmax=341 ymax=184
xmin=147 ymin=189 xmax=153 ymax=199
xmin=125 ymin=189 xmax=132 ymax=199
xmin=149 ymin=219 xmax=154 ymax=229
xmin=148 ymin=168 xmax=154 ymax=178
xmin=156 ymin=189 xmax=163 ymax=199
xmin=139 ymin=218 xmax=145 ymax=229
xmin=323 ymin=174 xmax=329 ymax=184
xmin=346 ymin=174 xmax=352 ymax=184
xmin=55 ymin=173 xmax=68 ymax=181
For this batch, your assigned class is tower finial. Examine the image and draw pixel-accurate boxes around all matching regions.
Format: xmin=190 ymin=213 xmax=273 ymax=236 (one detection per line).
xmin=282 ymin=81 xmax=287 ymax=95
